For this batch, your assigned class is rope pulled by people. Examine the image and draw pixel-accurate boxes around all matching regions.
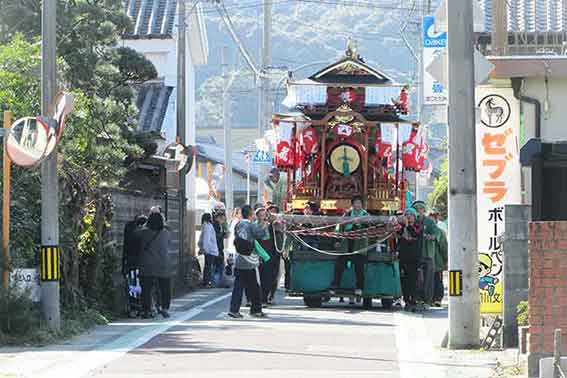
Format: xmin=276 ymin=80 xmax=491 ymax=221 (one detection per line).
xmin=288 ymin=232 xmax=395 ymax=256
xmin=291 ymin=224 xmax=393 ymax=240
xmin=272 ymin=214 xmax=396 ymax=227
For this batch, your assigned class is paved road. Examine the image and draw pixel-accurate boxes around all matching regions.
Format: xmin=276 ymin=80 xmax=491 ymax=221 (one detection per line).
xmin=87 ymin=293 xmax=400 ymax=378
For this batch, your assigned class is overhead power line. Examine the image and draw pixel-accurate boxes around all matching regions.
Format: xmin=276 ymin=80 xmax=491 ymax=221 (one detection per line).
xmin=213 ymin=1 xmax=269 ymax=80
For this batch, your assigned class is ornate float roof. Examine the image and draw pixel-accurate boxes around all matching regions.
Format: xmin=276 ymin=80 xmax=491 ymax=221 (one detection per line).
xmin=308 ymin=42 xmax=395 ymax=86
xmin=280 ymin=40 xmax=412 ymax=123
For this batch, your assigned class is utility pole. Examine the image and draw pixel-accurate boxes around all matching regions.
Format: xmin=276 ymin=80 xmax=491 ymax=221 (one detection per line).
xmin=177 ymin=0 xmax=187 ymax=278
xmin=2 ymin=111 xmax=12 ymax=289
xmin=222 ymin=46 xmax=234 ymax=213
xmin=40 ymin=0 xmax=60 ymax=330
xmin=246 ymin=156 xmax=251 ymax=205
xmin=257 ymin=0 xmax=272 ymax=203
xmin=492 ymin=0 xmax=508 ymax=56
xmin=447 ymin=0 xmax=480 ymax=349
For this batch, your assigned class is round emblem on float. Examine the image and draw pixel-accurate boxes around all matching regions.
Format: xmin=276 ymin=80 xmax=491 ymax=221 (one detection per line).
xmin=329 ymin=144 xmax=360 ymax=176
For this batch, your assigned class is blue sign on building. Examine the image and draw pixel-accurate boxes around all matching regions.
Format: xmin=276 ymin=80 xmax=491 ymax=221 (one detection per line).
xmin=423 ymin=15 xmax=448 ymax=105
xmin=423 ymin=16 xmax=447 ymax=48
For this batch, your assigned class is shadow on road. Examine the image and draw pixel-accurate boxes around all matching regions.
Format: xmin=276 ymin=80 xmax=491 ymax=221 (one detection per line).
xmin=131 ymin=331 xmax=494 ymax=370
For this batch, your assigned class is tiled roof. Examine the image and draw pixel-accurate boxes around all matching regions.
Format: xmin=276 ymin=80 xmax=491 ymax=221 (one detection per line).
xmin=480 ymin=0 xmax=567 ymax=32
xmin=124 ymin=0 xmax=177 ymax=38
xmin=136 ymin=83 xmax=173 ymax=133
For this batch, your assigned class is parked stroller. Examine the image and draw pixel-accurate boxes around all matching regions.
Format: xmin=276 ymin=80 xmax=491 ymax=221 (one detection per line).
xmin=125 ymin=268 xmax=162 ymax=318
xmin=125 ymin=268 xmax=143 ymax=318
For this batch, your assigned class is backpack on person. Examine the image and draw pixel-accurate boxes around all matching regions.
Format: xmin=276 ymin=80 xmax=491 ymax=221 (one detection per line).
xmin=234 ymin=236 xmax=254 ymax=256
xmin=233 ymin=222 xmax=254 ymax=256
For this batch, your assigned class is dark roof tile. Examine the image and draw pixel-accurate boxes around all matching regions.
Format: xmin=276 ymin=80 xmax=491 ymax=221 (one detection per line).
xmin=124 ymin=0 xmax=176 ymax=38
xmin=136 ymin=83 xmax=173 ymax=134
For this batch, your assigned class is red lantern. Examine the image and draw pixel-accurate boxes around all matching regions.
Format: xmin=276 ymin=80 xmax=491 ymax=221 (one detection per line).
xmin=275 ymin=121 xmax=295 ymax=168
xmin=374 ymin=128 xmax=392 ymax=164
xmin=402 ymin=128 xmax=429 ymax=172
xmin=402 ymin=128 xmax=419 ymax=171
xmin=275 ymin=140 xmax=294 ymax=167
xmin=301 ymin=127 xmax=319 ymax=155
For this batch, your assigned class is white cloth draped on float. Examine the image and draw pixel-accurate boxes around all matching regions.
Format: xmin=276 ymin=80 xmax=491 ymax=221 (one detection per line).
xmin=282 ymin=79 xmax=405 ymax=108
xmin=380 ymin=123 xmax=413 ymax=151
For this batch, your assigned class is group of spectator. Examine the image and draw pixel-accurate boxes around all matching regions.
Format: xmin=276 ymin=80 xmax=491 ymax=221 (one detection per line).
xmin=122 ymin=206 xmax=172 ymax=319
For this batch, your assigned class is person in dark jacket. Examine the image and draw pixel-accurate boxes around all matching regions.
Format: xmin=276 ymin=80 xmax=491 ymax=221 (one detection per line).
xmin=137 ymin=212 xmax=172 ymax=318
xmin=397 ymin=208 xmax=422 ymax=311
xmin=258 ymin=207 xmax=281 ymax=305
xmin=213 ymin=210 xmax=228 ymax=287
xmin=228 ymin=205 xmax=269 ymax=319
xmin=122 ymin=215 xmax=147 ymax=274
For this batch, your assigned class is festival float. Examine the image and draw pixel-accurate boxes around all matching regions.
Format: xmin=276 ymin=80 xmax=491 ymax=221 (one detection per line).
xmin=271 ymin=43 xmax=430 ymax=309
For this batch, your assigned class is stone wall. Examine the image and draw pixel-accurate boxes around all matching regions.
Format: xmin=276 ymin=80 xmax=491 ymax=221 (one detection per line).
xmin=502 ymin=205 xmax=531 ymax=348
xmin=528 ymin=221 xmax=567 ymax=377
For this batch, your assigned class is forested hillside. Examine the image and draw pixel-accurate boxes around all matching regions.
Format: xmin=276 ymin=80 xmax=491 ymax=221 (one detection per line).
xmin=196 ymin=1 xmax=420 ymax=129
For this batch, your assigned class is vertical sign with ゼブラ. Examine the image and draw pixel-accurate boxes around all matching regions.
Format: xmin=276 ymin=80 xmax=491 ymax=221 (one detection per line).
xmin=422 ymin=15 xmax=448 ymax=105
xmin=475 ymin=87 xmax=522 ymax=314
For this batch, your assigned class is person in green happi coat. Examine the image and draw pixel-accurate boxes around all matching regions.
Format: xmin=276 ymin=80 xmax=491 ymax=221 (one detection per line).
xmin=412 ymin=200 xmax=444 ymax=308
xmin=429 ymin=208 xmax=448 ymax=307
xmin=330 ymin=195 xmax=369 ymax=297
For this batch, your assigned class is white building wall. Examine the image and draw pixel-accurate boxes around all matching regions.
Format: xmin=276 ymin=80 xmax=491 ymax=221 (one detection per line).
xmin=121 ymin=39 xmax=177 ymax=86
xmin=524 ymin=77 xmax=567 ymax=142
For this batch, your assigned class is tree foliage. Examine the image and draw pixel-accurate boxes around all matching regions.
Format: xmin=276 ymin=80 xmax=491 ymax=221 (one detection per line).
xmin=427 ymin=158 xmax=448 ymax=219
xmin=0 ymin=0 xmax=157 ymax=310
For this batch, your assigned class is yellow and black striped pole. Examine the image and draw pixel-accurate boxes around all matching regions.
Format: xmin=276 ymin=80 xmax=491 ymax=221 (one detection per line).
xmin=448 ymin=270 xmax=463 ymax=297
xmin=40 ymin=246 xmax=60 ymax=281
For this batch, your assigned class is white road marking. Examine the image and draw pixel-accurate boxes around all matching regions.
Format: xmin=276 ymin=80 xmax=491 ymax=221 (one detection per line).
xmin=39 ymin=292 xmax=232 ymax=378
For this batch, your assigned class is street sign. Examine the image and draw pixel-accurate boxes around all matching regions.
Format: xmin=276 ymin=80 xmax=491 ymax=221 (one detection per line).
xmin=52 ymin=92 xmax=74 ymax=140
xmin=423 ymin=16 xmax=448 ymax=105
xmin=252 ymin=150 xmax=272 ymax=165
xmin=426 ymin=49 xmax=494 ymax=88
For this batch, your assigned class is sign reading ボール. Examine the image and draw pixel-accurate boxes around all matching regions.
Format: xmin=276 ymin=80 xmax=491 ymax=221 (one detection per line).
xmin=475 ymin=86 xmax=522 ymax=314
